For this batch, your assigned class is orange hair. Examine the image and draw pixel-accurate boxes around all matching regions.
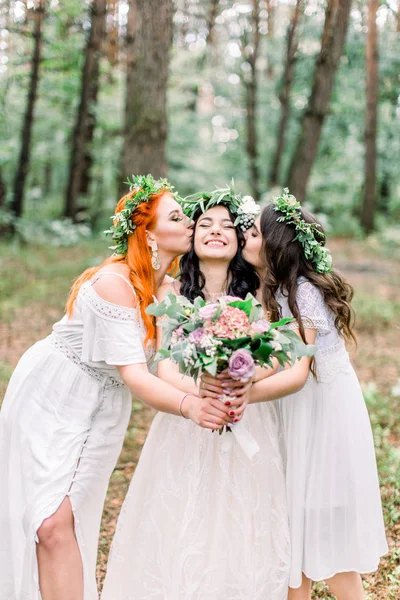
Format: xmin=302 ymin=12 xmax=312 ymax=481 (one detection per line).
xmin=66 ymin=190 xmax=178 ymax=343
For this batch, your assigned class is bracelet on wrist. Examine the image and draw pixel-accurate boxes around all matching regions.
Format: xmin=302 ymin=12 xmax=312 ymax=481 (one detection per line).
xmin=179 ymin=393 xmax=191 ymax=419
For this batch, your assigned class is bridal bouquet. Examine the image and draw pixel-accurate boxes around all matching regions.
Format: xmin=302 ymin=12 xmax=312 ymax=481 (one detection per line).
xmin=147 ymin=293 xmax=315 ymax=458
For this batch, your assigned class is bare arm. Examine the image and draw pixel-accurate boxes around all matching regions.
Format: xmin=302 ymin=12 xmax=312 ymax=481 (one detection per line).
xmin=117 ymin=363 xmax=234 ymax=430
xmin=155 ymin=282 xmax=199 ymax=395
xmin=253 ymin=361 xmax=278 ymax=382
xmin=249 ymin=328 xmax=316 ymax=403
xmin=93 ymin=274 xmax=233 ymax=430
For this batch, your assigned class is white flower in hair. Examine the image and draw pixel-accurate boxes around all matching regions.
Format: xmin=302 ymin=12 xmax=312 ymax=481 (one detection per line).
xmin=239 ymin=196 xmax=261 ymax=216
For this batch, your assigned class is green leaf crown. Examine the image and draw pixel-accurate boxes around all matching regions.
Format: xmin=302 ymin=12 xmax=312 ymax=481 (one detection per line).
xmin=272 ymin=188 xmax=332 ymax=274
xmin=179 ymin=181 xmax=261 ymax=231
xmin=104 ymin=174 xmax=179 ymax=256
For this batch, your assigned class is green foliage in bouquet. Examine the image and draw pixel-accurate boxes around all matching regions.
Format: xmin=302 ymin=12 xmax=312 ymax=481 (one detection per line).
xmin=147 ymin=292 xmax=316 ymax=383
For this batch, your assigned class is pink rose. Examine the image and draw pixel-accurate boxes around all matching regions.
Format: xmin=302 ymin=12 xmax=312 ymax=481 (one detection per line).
xmin=219 ymin=295 xmax=242 ymax=303
xmin=199 ymin=303 xmax=219 ymax=320
xmin=228 ymin=349 xmax=255 ymax=381
xmin=251 ymin=319 xmax=271 ymax=334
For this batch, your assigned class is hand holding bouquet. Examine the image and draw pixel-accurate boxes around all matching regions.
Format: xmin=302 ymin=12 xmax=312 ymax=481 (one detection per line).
xmin=147 ymin=293 xmax=315 ymax=458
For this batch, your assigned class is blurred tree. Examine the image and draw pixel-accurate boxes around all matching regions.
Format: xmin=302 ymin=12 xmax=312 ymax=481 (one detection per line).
xmin=65 ymin=0 xmax=107 ymax=220
xmin=287 ymin=0 xmax=353 ymax=203
xmin=11 ymin=0 xmax=46 ymax=218
xmin=361 ymin=0 xmax=379 ymax=232
xmin=205 ymin=0 xmax=219 ymax=47
xmin=265 ymin=0 xmax=275 ymax=78
xmin=243 ymin=0 xmax=261 ymax=201
xmin=0 ymin=165 xmax=6 ymax=207
xmin=269 ymin=0 xmax=303 ymax=186
xmin=120 ymin=0 xmax=174 ymax=191
xmin=107 ymin=0 xmax=119 ymax=66
xmin=398 ymin=0 xmax=400 ymax=33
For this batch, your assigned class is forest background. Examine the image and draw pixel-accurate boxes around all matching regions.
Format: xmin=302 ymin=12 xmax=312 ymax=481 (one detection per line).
xmin=0 ymin=0 xmax=399 ymax=597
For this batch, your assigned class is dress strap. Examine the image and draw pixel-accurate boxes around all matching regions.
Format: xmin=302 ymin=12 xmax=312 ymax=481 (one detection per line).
xmin=92 ymin=272 xmax=136 ymax=296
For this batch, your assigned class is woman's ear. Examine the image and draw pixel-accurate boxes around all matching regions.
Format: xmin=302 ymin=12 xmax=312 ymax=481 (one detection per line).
xmin=145 ymin=230 xmax=157 ymax=250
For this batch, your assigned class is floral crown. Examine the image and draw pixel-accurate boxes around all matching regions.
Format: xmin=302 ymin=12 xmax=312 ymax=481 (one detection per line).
xmin=179 ymin=182 xmax=260 ymax=231
xmin=104 ymin=174 xmax=179 ymax=256
xmin=272 ymin=188 xmax=332 ymax=274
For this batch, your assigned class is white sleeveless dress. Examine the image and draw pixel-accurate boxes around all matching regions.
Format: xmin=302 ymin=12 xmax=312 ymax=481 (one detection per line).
xmin=277 ymin=279 xmax=388 ymax=588
xmin=101 ymin=398 xmax=291 ymax=596
xmin=0 ymin=273 xmax=149 ymax=600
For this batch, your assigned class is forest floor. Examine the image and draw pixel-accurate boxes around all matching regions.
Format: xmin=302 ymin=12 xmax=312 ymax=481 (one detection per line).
xmin=0 ymin=236 xmax=399 ymax=599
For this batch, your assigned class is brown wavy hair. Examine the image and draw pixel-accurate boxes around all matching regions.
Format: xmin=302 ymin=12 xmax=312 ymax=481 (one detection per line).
xmin=66 ymin=190 xmax=178 ymax=343
xmin=260 ymin=203 xmax=356 ymax=347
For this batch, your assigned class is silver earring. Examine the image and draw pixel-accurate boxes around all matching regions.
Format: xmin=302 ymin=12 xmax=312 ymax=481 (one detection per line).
xmin=151 ymin=246 xmax=161 ymax=270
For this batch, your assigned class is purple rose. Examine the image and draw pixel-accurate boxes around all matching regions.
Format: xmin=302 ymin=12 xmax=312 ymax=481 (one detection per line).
xmin=228 ymin=349 xmax=255 ymax=381
xmin=189 ymin=327 xmax=206 ymax=344
xmin=199 ymin=303 xmax=219 ymax=320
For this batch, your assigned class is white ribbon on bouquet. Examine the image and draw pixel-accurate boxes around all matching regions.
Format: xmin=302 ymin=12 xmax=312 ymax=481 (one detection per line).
xmin=219 ymin=396 xmax=260 ymax=460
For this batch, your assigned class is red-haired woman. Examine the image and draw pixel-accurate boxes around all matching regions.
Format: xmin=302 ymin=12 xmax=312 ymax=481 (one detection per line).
xmin=0 ymin=176 xmax=237 ymax=600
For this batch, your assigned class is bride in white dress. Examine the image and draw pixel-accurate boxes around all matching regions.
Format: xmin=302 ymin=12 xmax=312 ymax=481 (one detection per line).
xmin=0 ymin=178 xmax=237 ymax=600
xmin=101 ymin=194 xmax=291 ymax=600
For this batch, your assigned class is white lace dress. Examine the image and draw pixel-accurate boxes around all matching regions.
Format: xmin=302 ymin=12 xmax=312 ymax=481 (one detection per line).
xmin=0 ymin=273 xmax=149 ymax=600
xmin=277 ymin=279 xmax=388 ymax=588
xmin=101 ymin=400 xmax=290 ymax=598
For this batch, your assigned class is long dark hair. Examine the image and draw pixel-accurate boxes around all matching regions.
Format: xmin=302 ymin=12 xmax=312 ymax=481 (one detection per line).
xmin=180 ymin=205 xmax=259 ymax=301
xmin=260 ymin=203 xmax=356 ymax=345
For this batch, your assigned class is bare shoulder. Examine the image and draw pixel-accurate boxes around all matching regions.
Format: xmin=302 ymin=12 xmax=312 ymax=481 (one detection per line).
xmin=162 ymin=274 xmax=176 ymax=285
xmin=93 ymin=264 xmax=136 ymax=309
xmin=157 ymin=279 xmax=181 ymax=302
xmin=98 ymin=263 xmax=131 ymax=279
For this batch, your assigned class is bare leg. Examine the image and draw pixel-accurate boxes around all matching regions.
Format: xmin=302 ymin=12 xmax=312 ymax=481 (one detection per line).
xmin=36 ymin=497 xmax=83 ymax=600
xmin=288 ymin=573 xmax=312 ymax=600
xmin=326 ymin=572 xmax=365 ymax=600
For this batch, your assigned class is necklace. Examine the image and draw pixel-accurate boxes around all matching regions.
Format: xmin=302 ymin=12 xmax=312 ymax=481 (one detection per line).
xmin=203 ymin=286 xmax=227 ymax=302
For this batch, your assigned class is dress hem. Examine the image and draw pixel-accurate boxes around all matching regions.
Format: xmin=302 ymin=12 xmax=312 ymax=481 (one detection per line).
xmin=289 ymin=551 xmax=389 ymax=588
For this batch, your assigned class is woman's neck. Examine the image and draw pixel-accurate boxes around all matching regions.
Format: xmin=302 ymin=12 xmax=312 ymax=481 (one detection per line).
xmin=199 ymin=260 xmax=230 ymax=297
xmin=154 ymin=250 xmax=177 ymax=289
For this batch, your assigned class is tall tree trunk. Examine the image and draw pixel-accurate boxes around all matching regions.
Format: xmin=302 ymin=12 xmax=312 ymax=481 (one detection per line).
xmin=120 ymin=0 xmax=173 ymax=194
xmin=79 ymin=0 xmax=106 ymax=196
xmin=244 ymin=0 xmax=261 ymax=201
xmin=398 ymin=0 xmax=400 ymax=33
xmin=65 ymin=0 xmax=106 ymax=219
xmin=206 ymin=0 xmax=219 ymax=47
xmin=361 ymin=0 xmax=379 ymax=233
xmin=107 ymin=0 xmax=119 ymax=65
xmin=269 ymin=0 xmax=303 ymax=186
xmin=11 ymin=0 xmax=45 ymax=218
xmin=43 ymin=158 xmax=52 ymax=195
xmin=0 ymin=165 xmax=6 ymax=207
xmin=265 ymin=0 xmax=275 ymax=78
xmin=287 ymin=0 xmax=352 ymax=203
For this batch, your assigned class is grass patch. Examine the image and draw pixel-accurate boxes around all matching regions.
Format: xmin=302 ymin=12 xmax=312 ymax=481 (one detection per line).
xmin=353 ymin=292 xmax=400 ymax=334
xmin=0 ymin=239 xmax=107 ymax=321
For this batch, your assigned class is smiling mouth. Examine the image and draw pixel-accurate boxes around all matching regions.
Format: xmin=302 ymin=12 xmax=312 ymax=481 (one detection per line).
xmin=205 ymin=240 xmax=226 ymax=247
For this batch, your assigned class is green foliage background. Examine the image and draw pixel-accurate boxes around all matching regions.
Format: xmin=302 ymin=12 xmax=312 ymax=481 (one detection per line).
xmin=1 ymin=0 xmax=399 ymax=242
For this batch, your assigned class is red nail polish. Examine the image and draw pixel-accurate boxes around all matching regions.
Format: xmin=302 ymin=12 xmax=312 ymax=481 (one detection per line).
xmin=229 ymin=411 xmax=235 ymax=416
xmin=234 ymin=418 xmax=239 ymax=422
xmin=225 ymin=401 xmax=231 ymax=406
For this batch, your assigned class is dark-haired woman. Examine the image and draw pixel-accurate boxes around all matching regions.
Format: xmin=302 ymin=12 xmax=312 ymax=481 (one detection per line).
xmin=234 ymin=196 xmax=387 ymax=600
xmin=101 ymin=196 xmax=291 ymax=600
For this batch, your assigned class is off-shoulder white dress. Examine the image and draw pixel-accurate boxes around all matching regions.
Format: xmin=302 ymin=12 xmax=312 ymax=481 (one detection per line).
xmin=0 ymin=272 xmax=148 ymax=600
xmin=101 ymin=389 xmax=290 ymax=595
xmin=278 ymin=279 xmax=388 ymax=588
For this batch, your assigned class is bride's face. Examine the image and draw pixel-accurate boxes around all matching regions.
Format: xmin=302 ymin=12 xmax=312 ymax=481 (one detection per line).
xmin=151 ymin=193 xmax=193 ymax=256
xmin=194 ymin=205 xmax=238 ymax=262
xmin=242 ymin=216 xmax=263 ymax=271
